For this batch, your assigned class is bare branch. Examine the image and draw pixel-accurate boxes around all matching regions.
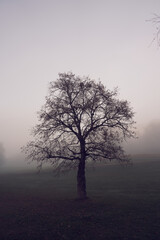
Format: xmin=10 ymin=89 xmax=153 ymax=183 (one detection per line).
xmin=148 ymin=14 xmax=160 ymax=47
xmin=23 ymin=72 xmax=136 ymax=172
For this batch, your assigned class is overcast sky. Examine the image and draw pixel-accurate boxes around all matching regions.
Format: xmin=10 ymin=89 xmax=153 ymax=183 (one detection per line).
xmin=1 ymin=0 xmax=160 ymax=159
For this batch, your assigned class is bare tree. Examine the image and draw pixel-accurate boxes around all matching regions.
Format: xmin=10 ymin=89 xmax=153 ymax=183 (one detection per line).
xmin=23 ymin=72 xmax=135 ymax=199
xmin=149 ymin=14 xmax=160 ymax=47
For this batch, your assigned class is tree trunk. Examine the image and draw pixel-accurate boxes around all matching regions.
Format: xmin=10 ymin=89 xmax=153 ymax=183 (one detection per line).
xmin=77 ymin=160 xmax=87 ymax=199
xmin=77 ymin=141 xmax=87 ymax=199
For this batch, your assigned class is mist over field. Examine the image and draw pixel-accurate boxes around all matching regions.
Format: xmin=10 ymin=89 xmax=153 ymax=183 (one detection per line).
xmin=1 ymin=120 xmax=160 ymax=174
xmin=0 ymin=119 xmax=160 ymax=173
xmin=125 ymin=120 xmax=160 ymax=155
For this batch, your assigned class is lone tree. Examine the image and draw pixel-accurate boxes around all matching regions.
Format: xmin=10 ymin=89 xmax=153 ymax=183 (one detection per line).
xmin=24 ymin=72 xmax=135 ymax=199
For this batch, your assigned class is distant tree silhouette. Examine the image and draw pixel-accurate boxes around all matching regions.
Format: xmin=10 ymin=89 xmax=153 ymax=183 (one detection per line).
xmin=0 ymin=143 xmax=5 ymax=165
xmin=23 ymin=72 xmax=135 ymax=199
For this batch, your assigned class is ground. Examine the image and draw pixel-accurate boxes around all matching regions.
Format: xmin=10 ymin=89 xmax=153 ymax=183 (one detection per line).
xmin=0 ymin=158 xmax=160 ymax=240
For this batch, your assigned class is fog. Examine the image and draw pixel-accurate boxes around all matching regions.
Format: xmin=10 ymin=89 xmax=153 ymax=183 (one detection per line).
xmin=1 ymin=0 xmax=160 ymax=171
xmin=0 ymin=119 xmax=159 ymax=173
xmin=125 ymin=120 xmax=160 ymax=155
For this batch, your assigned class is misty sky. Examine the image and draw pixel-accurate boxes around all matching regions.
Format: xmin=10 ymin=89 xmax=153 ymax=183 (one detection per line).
xmin=1 ymin=0 xmax=160 ymax=159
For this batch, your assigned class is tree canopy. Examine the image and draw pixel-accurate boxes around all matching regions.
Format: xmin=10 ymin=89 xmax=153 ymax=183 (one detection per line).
xmin=24 ymin=72 xmax=135 ymax=199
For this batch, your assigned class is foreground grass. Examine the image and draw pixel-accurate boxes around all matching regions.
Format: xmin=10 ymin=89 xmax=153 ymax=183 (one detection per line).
xmin=0 ymin=160 xmax=160 ymax=239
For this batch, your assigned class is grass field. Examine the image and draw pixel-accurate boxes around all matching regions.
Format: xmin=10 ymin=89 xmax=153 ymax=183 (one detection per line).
xmin=0 ymin=157 xmax=160 ymax=239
